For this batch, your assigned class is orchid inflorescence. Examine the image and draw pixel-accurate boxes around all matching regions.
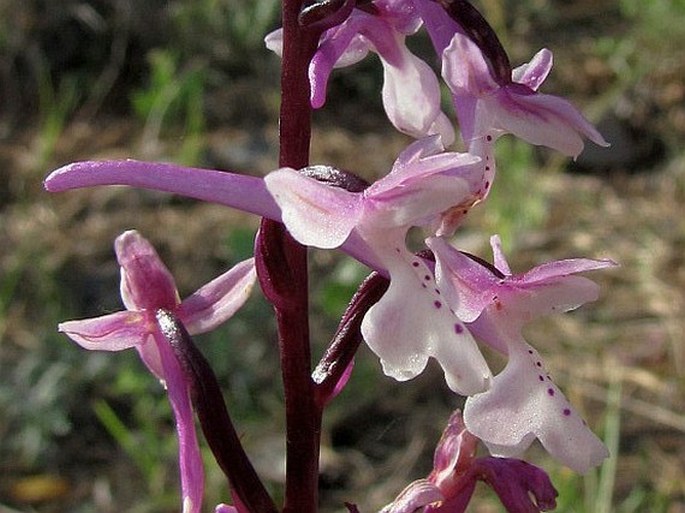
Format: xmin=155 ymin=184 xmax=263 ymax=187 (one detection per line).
xmin=45 ymin=0 xmax=615 ymax=512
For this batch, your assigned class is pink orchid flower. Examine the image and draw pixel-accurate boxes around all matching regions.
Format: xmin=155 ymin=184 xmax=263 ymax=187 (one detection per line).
xmin=265 ymin=0 xmax=454 ymax=144
xmin=379 ymin=411 xmax=558 ymax=513
xmin=442 ymin=31 xmax=608 ymax=159
xmin=59 ymin=230 xmax=256 ymax=513
xmin=265 ymin=137 xmax=491 ymax=395
xmin=427 ymin=235 xmax=616 ymax=473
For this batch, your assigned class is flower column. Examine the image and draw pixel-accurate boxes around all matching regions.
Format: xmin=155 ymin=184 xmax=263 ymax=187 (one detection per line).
xmin=255 ymin=2 xmax=324 ymax=513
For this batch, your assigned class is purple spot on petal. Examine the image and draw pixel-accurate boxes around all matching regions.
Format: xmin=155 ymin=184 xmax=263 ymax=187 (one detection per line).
xmin=424 ymin=275 xmax=431 ymax=281
xmin=485 ymin=181 xmax=490 ymax=189
xmin=486 ymin=135 xmax=493 ymax=141
xmin=528 ymin=349 xmax=534 ymax=354
xmin=434 ymin=301 xmax=442 ymax=309
xmin=435 ymin=288 xmax=441 ymax=295
xmin=454 ymin=323 xmax=464 ymax=334
xmin=563 ymin=408 xmax=571 ymax=416
xmin=536 ymin=361 xmax=542 ymax=367
xmin=395 ymin=247 xmax=401 ymax=253
xmin=421 ymin=283 xmax=427 ymax=289
xmin=538 ymin=375 xmax=544 ymax=382
xmin=412 ymin=261 xmax=420 ymax=267
xmin=485 ymin=166 xmax=490 ymax=171
xmin=547 ymin=388 xmax=555 ymax=396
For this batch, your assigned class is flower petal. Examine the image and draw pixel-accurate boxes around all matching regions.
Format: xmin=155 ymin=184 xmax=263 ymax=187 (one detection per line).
xmin=500 ymin=275 xmax=603 ymax=327
xmin=154 ymin=318 xmax=204 ymax=513
xmin=428 ymin=236 xmax=500 ymax=323
xmin=366 ymin=174 xmax=473 ymax=229
xmin=442 ymin=32 xmax=497 ymax=98
xmin=361 ymin=247 xmax=491 ymax=395
xmin=179 ymin=258 xmax=257 ymax=334
xmin=380 ymin=479 xmax=444 ymax=513
xmin=58 ymin=311 xmax=147 ymax=351
xmin=511 ymin=48 xmax=552 ymax=91
xmin=486 ymin=89 xmax=608 ymax=158
xmin=116 ymin=230 xmax=180 ymax=311
xmin=379 ymin=38 xmax=452 ymax=142
xmin=469 ymin=457 xmax=558 ymax=513
xmin=464 ymin=339 xmax=609 ymax=473
xmin=429 ymin=410 xmax=478 ymax=496
xmin=265 ymin=168 xmax=363 ymax=249
xmin=371 ymin=141 xmax=479 ymax=196
xmin=309 ymin=17 xmax=371 ymax=108
xmin=489 ymin=235 xmax=511 ymax=275
xmin=519 ymin=257 xmax=617 ymax=284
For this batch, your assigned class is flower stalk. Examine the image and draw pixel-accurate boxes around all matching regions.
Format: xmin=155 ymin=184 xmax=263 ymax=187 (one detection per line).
xmin=255 ymin=2 xmax=327 ymax=512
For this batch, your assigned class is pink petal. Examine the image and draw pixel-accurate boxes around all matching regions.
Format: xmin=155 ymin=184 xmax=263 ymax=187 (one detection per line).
xmin=392 ymin=135 xmax=446 ymax=169
xmin=264 ymin=168 xmax=363 ymax=249
xmin=463 ymin=339 xmax=609 ymax=473
xmin=136 ymin=336 xmax=165 ymax=380
xmin=428 ymin=236 xmax=500 ymax=323
xmin=469 ymin=457 xmax=558 ymax=513
xmin=512 ymin=49 xmax=553 ymax=91
xmin=379 ymin=38 xmax=451 ymax=141
xmin=520 ymin=257 xmax=617 ymax=284
xmin=429 ymin=410 xmax=478 ymax=496
xmin=489 ymin=88 xmax=608 ymax=157
xmin=116 ymin=230 xmax=179 ymax=311
xmin=371 ymin=141 xmax=479 ymax=197
xmin=154 ymin=321 xmax=204 ymax=513
xmin=309 ymin=16 xmax=372 ymax=108
xmin=179 ymin=258 xmax=257 ymax=334
xmin=361 ymin=246 xmax=490 ymax=395
xmin=441 ymin=32 xmax=498 ymax=98
xmin=489 ymin=235 xmax=511 ymax=275
xmin=58 ymin=311 xmax=148 ymax=351
xmin=500 ymin=275 xmax=604 ymax=329
xmin=380 ymin=479 xmax=444 ymax=513
xmin=366 ymin=173 xmax=473 ymax=229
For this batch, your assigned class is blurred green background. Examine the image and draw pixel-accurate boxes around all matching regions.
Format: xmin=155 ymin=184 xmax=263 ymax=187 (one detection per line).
xmin=0 ymin=0 xmax=684 ymax=512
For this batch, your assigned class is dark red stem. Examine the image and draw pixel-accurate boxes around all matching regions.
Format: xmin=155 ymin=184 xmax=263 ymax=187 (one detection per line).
xmin=255 ymin=2 xmax=323 ymax=512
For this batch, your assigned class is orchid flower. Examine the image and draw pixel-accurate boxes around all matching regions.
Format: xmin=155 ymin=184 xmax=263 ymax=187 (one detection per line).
xmin=379 ymin=411 xmax=558 ymax=513
xmin=427 ymin=235 xmax=616 ymax=473
xmin=59 ymin=230 xmax=257 ymax=513
xmin=265 ymin=137 xmax=491 ymax=395
xmin=442 ymin=31 xmax=608 ymax=161
xmin=266 ymin=0 xmax=454 ymax=144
